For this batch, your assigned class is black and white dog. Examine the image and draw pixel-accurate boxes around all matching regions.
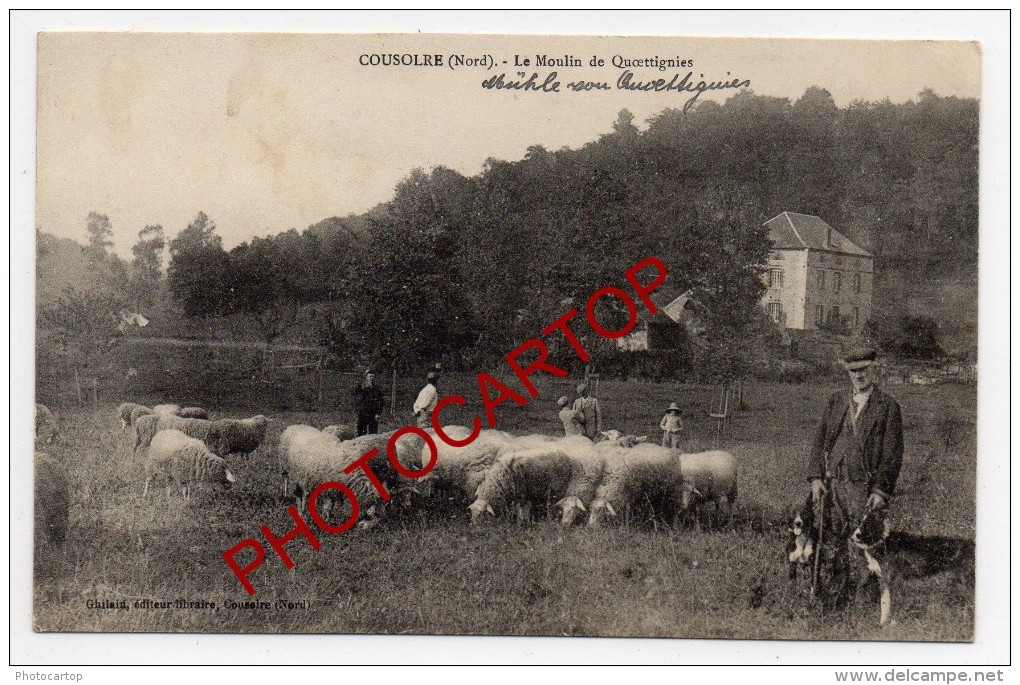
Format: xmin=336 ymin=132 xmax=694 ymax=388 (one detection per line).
xmin=787 ymin=494 xmax=817 ymax=581
xmin=787 ymin=497 xmax=893 ymax=625
xmin=850 ymin=506 xmax=894 ymax=626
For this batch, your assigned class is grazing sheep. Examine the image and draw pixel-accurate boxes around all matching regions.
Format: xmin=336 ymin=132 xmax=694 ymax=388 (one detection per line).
xmin=678 ymin=450 xmax=738 ymax=521
xmin=143 ymin=429 xmax=235 ymax=499
xmin=153 ymin=403 xmax=182 ymax=415
xmin=35 ymin=404 xmax=57 ymax=446
xmin=35 ymin=451 xmax=68 ymax=545
xmin=469 ymin=446 xmax=576 ymax=523
xmin=419 ymin=428 xmax=512 ymax=504
xmin=326 ymin=426 xmax=449 ymax=497
xmin=322 ymin=424 xmax=357 ymax=441
xmin=177 ymin=407 xmax=210 ymax=420
xmin=133 ymin=414 xmax=214 ymax=458
xmin=117 ymin=402 xmax=149 ymax=429
xmin=207 ymin=415 xmax=270 ymax=457
xmin=588 ymin=443 xmax=689 ymax=527
xmin=493 ymin=433 xmax=559 ymax=461
xmin=130 ymin=405 xmax=155 ymax=426
xmin=555 ymin=436 xmax=604 ymax=525
xmin=278 ymin=424 xmax=321 ymax=498
xmin=278 ymin=424 xmax=389 ymax=527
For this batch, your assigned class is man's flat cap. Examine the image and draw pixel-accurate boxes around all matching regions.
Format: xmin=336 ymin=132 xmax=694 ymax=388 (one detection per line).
xmin=843 ymin=346 xmax=877 ymax=370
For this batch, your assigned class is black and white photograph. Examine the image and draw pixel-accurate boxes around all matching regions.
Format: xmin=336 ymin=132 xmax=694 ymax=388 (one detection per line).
xmin=12 ymin=11 xmax=1010 ymax=670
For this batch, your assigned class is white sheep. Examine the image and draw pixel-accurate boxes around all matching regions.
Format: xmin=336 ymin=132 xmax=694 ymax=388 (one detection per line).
xmin=278 ymin=424 xmax=389 ymax=527
xmin=143 ymin=429 xmax=236 ymax=500
xmin=588 ymin=443 xmax=689 ymax=527
xmin=207 ymin=415 xmax=271 ymax=457
xmin=322 ymin=424 xmax=357 ymax=441
xmin=153 ymin=403 xmax=182 ymax=415
xmin=677 ymin=450 xmax=738 ymax=522
xmin=130 ymin=405 xmax=155 ymax=426
xmin=117 ymin=402 xmax=149 ymax=429
xmin=418 ymin=428 xmax=511 ymax=505
xmin=134 ymin=414 xmax=270 ymax=459
xmin=133 ymin=414 xmax=214 ymax=458
xmin=35 ymin=403 xmax=57 ymax=446
xmin=177 ymin=406 xmax=210 ymax=420
xmin=277 ymin=423 xmax=314 ymax=496
xmin=493 ymin=433 xmax=559 ymax=461
xmin=469 ymin=445 xmax=576 ymax=523
xmin=35 ymin=451 xmax=68 ymax=545
xmin=554 ymin=435 xmax=604 ymax=525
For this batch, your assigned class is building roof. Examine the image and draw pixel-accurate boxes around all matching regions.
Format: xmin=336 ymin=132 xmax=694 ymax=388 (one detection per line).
xmin=765 ymin=211 xmax=872 ymax=257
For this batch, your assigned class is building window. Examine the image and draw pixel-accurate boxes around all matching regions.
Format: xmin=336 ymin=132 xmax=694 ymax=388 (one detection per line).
xmin=768 ymin=302 xmax=782 ymax=323
xmin=769 ymin=269 xmax=784 ymax=288
xmin=854 ymin=273 xmax=862 ymax=293
xmin=816 ymin=270 xmax=826 ymax=290
xmin=836 ymin=255 xmax=844 ymax=266
xmin=829 ymin=306 xmax=840 ymax=323
xmin=815 ymin=305 xmax=824 ymax=326
xmin=833 ymin=271 xmax=841 ymax=293
xmin=853 ymin=307 xmax=860 ymax=327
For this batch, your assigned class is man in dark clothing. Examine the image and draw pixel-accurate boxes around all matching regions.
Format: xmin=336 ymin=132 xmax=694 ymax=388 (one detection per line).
xmin=806 ymin=346 xmax=904 ymax=608
xmin=353 ymin=370 xmax=385 ymax=436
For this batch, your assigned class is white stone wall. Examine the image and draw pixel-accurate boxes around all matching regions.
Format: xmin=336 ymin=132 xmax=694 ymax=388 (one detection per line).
xmin=761 ymin=249 xmax=808 ymax=329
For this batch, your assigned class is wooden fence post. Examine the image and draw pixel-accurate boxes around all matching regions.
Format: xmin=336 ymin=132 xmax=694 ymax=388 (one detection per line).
xmin=316 ymin=353 xmax=324 ymax=409
xmin=74 ymin=367 xmax=83 ymax=406
xmin=391 ymin=365 xmax=398 ymax=416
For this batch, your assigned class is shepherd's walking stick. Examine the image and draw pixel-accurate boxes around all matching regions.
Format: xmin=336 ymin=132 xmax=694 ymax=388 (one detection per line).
xmin=811 ymin=454 xmax=831 ymax=610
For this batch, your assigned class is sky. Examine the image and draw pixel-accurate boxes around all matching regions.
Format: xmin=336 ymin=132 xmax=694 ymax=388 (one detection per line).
xmin=34 ymin=23 xmax=981 ymax=258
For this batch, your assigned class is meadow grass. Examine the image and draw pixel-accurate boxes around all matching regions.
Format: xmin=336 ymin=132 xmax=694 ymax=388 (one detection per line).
xmin=33 ymin=377 xmax=975 ymax=640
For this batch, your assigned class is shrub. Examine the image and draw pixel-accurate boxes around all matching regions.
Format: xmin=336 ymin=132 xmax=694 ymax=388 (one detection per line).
xmin=870 ymin=314 xmax=944 ymax=360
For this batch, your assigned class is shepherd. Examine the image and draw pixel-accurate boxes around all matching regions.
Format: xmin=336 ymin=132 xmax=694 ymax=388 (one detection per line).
xmin=353 ymin=369 xmax=385 ymax=436
xmin=806 ymin=346 xmax=904 ymax=609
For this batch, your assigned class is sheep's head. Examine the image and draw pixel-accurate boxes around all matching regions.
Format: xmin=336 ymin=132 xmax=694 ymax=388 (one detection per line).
xmin=414 ymin=472 xmax=438 ymax=500
xmin=222 ymin=467 xmax=237 ymax=490
xmin=681 ymin=483 xmax=703 ymax=510
xmin=468 ymin=498 xmax=495 ymax=523
xmin=556 ymin=496 xmax=587 ymax=526
xmin=587 ymin=498 xmax=617 ymax=526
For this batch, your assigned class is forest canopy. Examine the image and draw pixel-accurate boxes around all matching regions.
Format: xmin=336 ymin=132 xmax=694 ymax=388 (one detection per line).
xmin=37 ymin=88 xmax=979 ymax=374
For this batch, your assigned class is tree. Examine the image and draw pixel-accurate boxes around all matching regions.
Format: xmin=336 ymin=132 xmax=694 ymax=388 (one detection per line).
xmin=167 ymin=212 xmax=230 ymax=318
xmin=37 ymin=286 xmax=126 ymax=404
xmin=129 ymin=224 xmax=165 ymax=309
xmin=351 ymin=168 xmax=477 ymax=367
xmin=85 ymin=211 xmax=114 ymax=262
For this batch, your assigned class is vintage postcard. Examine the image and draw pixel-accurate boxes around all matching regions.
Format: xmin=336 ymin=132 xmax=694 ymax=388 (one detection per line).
xmin=19 ymin=20 xmax=1006 ymax=665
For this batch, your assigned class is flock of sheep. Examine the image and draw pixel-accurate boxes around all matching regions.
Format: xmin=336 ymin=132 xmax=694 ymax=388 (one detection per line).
xmin=33 ymin=399 xmax=739 ymax=548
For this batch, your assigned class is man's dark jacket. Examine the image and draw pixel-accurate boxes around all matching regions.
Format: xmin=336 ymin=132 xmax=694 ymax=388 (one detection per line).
xmin=354 ymin=383 xmax=385 ymax=419
xmin=806 ymin=387 xmax=904 ymax=500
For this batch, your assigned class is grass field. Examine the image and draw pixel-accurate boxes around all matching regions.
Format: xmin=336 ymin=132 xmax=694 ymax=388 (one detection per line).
xmin=33 ymin=372 xmax=976 ymax=640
